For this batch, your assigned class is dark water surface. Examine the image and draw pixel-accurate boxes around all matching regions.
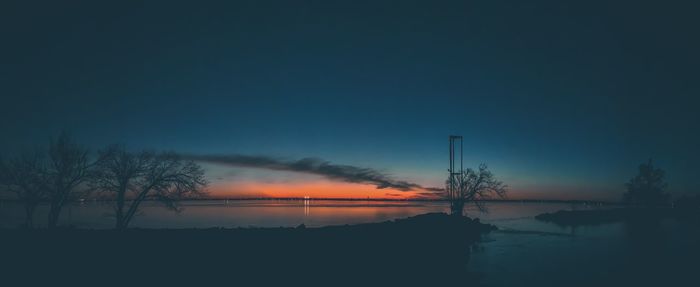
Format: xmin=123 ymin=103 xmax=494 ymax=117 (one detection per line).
xmin=1 ymin=200 xmax=697 ymax=286
xmin=0 ymin=200 xmax=587 ymax=229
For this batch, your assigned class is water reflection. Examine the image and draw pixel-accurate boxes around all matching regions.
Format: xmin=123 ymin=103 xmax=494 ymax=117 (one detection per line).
xmin=0 ymin=200 xmax=587 ymax=229
xmin=2 ymin=200 xmax=698 ymax=286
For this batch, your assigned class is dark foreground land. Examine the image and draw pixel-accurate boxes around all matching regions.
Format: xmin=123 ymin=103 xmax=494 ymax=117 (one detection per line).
xmin=1 ymin=213 xmax=493 ymax=286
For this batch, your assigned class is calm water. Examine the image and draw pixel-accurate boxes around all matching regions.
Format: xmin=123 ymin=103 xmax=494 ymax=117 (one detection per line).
xmin=1 ymin=200 xmax=697 ymax=286
xmin=0 ymin=199 xmax=587 ymax=229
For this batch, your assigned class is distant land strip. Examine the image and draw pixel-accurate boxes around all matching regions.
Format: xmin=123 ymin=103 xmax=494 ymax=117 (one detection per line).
xmin=0 ymin=197 xmax=615 ymax=205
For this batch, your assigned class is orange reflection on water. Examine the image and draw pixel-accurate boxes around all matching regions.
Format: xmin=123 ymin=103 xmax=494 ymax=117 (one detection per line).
xmin=208 ymin=180 xmax=422 ymax=199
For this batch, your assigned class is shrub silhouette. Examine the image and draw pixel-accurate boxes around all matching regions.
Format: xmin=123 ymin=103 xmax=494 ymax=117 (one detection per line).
xmin=623 ymin=159 xmax=670 ymax=207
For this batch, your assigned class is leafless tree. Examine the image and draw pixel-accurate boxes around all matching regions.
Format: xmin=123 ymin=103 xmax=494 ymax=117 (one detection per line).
xmin=623 ymin=159 xmax=670 ymax=207
xmin=46 ymin=132 xmax=92 ymax=228
xmin=0 ymin=152 xmax=50 ymax=228
xmin=90 ymin=145 xmax=151 ymax=229
xmin=446 ymin=164 xmax=507 ymax=216
xmin=91 ymin=146 xmax=206 ymax=229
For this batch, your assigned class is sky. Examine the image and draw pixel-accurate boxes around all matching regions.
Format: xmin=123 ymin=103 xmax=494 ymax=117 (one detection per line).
xmin=1 ymin=0 xmax=699 ymax=201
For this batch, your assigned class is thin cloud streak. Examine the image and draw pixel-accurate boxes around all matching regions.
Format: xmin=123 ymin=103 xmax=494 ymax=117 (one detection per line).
xmin=184 ymin=154 xmax=443 ymax=192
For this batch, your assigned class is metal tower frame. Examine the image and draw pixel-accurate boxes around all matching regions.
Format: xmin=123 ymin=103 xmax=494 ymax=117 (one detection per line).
xmin=448 ymin=135 xmax=463 ymax=201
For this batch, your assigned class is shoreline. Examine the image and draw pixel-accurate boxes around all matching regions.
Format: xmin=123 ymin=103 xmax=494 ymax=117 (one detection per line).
xmin=1 ymin=212 xmax=494 ymax=284
xmin=0 ymin=197 xmax=615 ymax=205
xmin=536 ymin=207 xmax=700 ymax=226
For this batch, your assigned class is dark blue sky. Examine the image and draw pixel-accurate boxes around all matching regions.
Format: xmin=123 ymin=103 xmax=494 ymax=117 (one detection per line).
xmin=1 ymin=0 xmax=698 ymax=200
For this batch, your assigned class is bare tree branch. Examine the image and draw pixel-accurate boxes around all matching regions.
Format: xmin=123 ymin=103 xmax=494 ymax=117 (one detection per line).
xmin=46 ymin=132 xmax=92 ymax=228
xmin=92 ymin=147 xmax=207 ymax=229
xmin=445 ymin=164 xmax=507 ymax=216
xmin=0 ymin=151 xmax=50 ymax=228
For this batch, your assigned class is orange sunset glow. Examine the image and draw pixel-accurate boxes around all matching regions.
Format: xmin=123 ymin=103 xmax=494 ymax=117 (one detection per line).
xmin=208 ymin=180 xmax=426 ymax=199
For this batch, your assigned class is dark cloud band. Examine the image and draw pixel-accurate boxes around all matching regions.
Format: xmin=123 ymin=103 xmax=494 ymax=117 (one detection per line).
xmin=184 ymin=154 xmax=443 ymax=192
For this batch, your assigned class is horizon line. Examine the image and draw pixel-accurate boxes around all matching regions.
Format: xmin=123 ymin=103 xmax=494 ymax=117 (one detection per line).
xmin=0 ymin=197 xmax=617 ymax=204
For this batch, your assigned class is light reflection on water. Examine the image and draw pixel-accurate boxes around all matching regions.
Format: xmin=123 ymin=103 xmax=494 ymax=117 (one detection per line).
xmin=0 ymin=199 xmax=592 ymax=229
xmin=1 ymin=200 xmax=697 ymax=286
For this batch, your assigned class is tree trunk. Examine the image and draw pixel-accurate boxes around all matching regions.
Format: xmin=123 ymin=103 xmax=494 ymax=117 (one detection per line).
xmin=450 ymin=200 xmax=465 ymax=217
xmin=115 ymin=190 xmax=126 ymax=230
xmin=24 ymin=202 xmax=37 ymax=228
xmin=48 ymin=203 xmax=61 ymax=228
xmin=122 ymin=187 xmax=152 ymax=229
xmin=122 ymin=199 xmax=141 ymax=229
xmin=48 ymin=195 xmax=64 ymax=228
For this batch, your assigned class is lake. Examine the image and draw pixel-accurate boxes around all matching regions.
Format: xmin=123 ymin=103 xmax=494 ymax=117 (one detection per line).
xmin=1 ymin=200 xmax=697 ymax=286
xmin=0 ymin=199 xmax=590 ymax=229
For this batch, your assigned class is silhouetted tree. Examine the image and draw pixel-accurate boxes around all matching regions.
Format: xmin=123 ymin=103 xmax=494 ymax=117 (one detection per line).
xmin=0 ymin=152 xmax=49 ymax=227
xmin=90 ymin=145 xmax=151 ymax=229
xmin=91 ymin=146 xmax=206 ymax=229
xmin=46 ymin=132 xmax=92 ymax=228
xmin=446 ymin=164 xmax=507 ymax=216
xmin=623 ymin=159 xmax=670 ymax=207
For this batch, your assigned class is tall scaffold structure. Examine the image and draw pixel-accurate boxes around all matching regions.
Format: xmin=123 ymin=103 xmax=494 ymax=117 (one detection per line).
xmin=448 ymin=135 xmax=463 ymax=214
